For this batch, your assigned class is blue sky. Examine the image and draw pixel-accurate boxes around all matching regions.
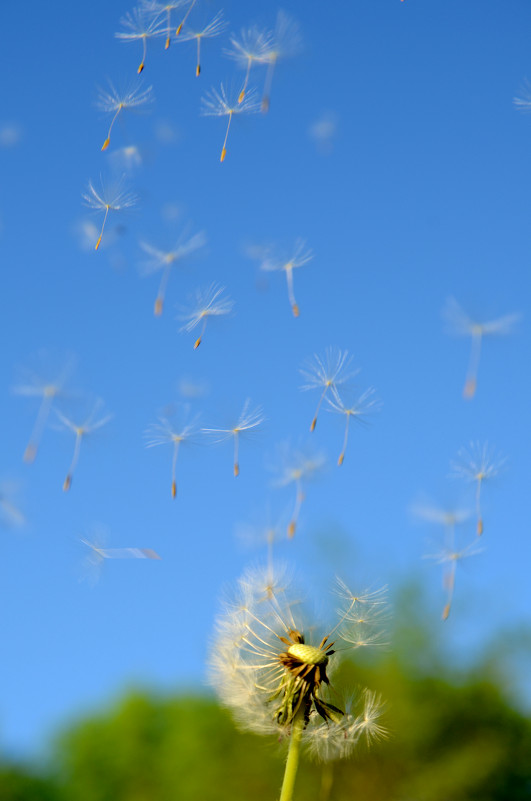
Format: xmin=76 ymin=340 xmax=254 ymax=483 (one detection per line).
xmin=1 ymin=0 xmax=530 ymax=757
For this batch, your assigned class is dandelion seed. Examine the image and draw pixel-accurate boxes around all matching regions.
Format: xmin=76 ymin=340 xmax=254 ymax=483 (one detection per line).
xmin=442 ymin=297 xmax=520 ymax=399
xmin=179 ymin=283 xmax=234 ymax=348
xmin=178 ymin=11 xmax=227 ymax=76
xmin=95 ymin=81 xmax=153 ymax=151
xmin=83 ymin=177 xmax=137 ymax=251
xmin=80 ymin=526 xmax=160 ymax=585
xmin=142 ymin=0 xmax=187 ymax=49
xmin=326 ymin=386 xmax=381 ymax=466
xmin=224 ymin=26 xmax=274 ymax=103
xmin=0 ymin=482 xmax=25 ymax=528
xmin=139 ymin=229 xmax=205 ymax=315
xmin=203 ymin=399 xmax=264 ymax=477
xmin=272 ymin=444 xmax=325 ymax=537
xmin=55 ymin=399 xmax=112 ymax=491
xmin=201 ymin=83 xmax=260 ymax=162
xmin=258 ymin=239 xmax=312 ymax=317
xmin=115 ymin=7 xmax=165 ymax=73
xmin=144 ymin=406 xmax=200 ymax=498
xmin=209 ymin=565 xmax=387 ymax=799
xmin=260 ymin=10 xmax=302 ymax=112
xmin=12 ymin=352 xmax=75 ymax=463
xmin=513 ymin=82 xmax=531 ymax=112
xmin=451 ymin=442 xmax=506 ymax=535
xmin=300 ymin=348 xmax=357 ymax=432
xmin=425 ymin=539 xmax=482 ymax=620
xmin=175 ymin=0 xmax=198 ymax=37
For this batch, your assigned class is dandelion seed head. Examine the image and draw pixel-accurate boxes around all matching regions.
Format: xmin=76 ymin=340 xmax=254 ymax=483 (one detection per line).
xmin=209 ymin=565 xmax=387 ymax=758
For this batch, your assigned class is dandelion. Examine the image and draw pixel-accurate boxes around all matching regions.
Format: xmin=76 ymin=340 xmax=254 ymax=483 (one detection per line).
xmin=83 ymin=177 xmax=138 ymax=251
xmin=178 ymin=11 xmax=227 ymax=76
xmin=203 ymin=399 xmax=264 ymax=477
xmin=210 ymin=565 xmax=387 ymax=800
xmin=201 ymin=83 xmax=260 ymax=162
xmin=442 ymin=297 xmax=520 ymax=399
xmin=144 ymin=407 xmax=200 ymax=498
xmin=272 ymin=443 xmax=326 ymax=537
xmin=326 ymin=386 xmax=381 ymax=466
xmin=179 ymin=283 xmax=234 ymax=349
xmin=12 ymin=352 xmax=75 ymax=463
xmin=300 ymin=347 xmax=357 ymax=432
xmin=115 ymin=6 xmax=165 ymax=74
xmin=260 ymin=10 xmax=302 ymax=112
xmin=258 ymin=239 xmax=312 ymax=317
xmin=142 ymin=0 xmax=187 ymax=49
xmin=451 ymin=442 xmax=506 ymax=535
xmin=224 ymin=26 xmax=274 ymax=103
xmin=425 ymin=539 xmax=482 ymax=620
xmin=80 ymin=526 xmax=160 ymax=585
xmin=56 ymin=398 xmax=112 ymax=491
xmin=139 ymin=229 xmax=206 ymax=315
xmin=95 ymin=81 xmax=153 ymax=151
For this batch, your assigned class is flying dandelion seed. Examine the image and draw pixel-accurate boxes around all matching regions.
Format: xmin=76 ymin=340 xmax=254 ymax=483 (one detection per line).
xmin=272 ymin=443 xmax=326 ymax=538
xmin=115 ymin=6 xmax=165 ymax=73
xmin=201 ymin=84 xmax=260 ymax=162
xmin=203 ymin=399 xmax=264 ymax=477
xmin=179 ymin=283 xmax=234 ymax=349
xmin=260 ymin=10 xmax=302 ymax=112
xmin=210 ymin=565 xmax=388 ymax=800
xmin=12 ymin=352 xmax=75 ymax=463
xmin=326 ymin=386 xmax=381 ymax=466
xmin=442 ymin=297 xmax=521 ymax=399
xmin=0 ymin=482 xmax=25 ymax=529
xmin=236 ymin=506 xmax=290 ymax=574
xmin=142 ymin=0 xmax=187 ymax=49
xmin=178 ymin=11 xmax=227 ymax=76
xmin=258 ymin=239 xmax=313 ymax=317
xmin=95 ymin=81 xmax=153 ymax=151
xmin=55 ymin=398 xmax=112 ymax=491
xmin=144 ymin=407 xmax=201 ymax=498
xmin=224 ymin=26 xmax=274 ymax=103
xmin=139 ymin=229 xmax=206 ymax=316
xmin=175 ymin=0 xmax=198 ymax=36
xmin=80 ymin=526 xmax=160 ymax=585
xmin=425 ymin=539 xmax=482 ymax=620
xmin=451 ymin=442 xmax=506 ymax=536
xmin=300 ymin=348 xmax=357 ymax=432
xmin=82 ymin=177 xmax=138 ymax=251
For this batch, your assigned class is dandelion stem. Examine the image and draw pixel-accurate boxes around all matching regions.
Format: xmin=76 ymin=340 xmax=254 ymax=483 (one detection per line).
xmin=172 ymin=440 xmax=180 ymax=498
xmin=279 ymin=713 xmax=304 ymax=801
xmin=338 ymin=413 xmax=351 ymax=466
xmin=64 ymin=431 xmax=82 ymax=492
xmin=196 ymin=36 xmax=201 ymax=75
xmin=165 ymin=9 xmax=171 ymax=49
xmin=238 ymin=61 xmax=252 ymax=103
xmin=194 ymin=316 xmax=208 ymax=349
xmin=176 ymin=0 xmax=196 ymax=36
xmin=101 ymin=106 xmax=122 ymax=151
xmin=233 ymin=433 xmax=240 ymax=477
xmin=262 ymin=55 xmax=277 ymax=113
xmin=24 ymin=393 xmax=53 ymax=463
xmin=310 ymin=387 xmax=327 ymax=432
xmin=220 ymin=111 xmax=233 ymax=162
xmin=95 ymin=205 xmax=110 ymax=251
xmin=464 ymin=331 xmax=482 ymax=399
xmin=155 ymin=264 xmax=172 ymax=316
xmin=476 ymin=479 xmax=483 ymax=535
xmin=285 ymin=265 xmax=299 ymax=317
xmin=138 ymin=35 xmax=147 ymax=73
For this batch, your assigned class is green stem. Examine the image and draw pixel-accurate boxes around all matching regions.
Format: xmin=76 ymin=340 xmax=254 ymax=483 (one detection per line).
xmin=279 ymin=716 xmax=304 ymax=801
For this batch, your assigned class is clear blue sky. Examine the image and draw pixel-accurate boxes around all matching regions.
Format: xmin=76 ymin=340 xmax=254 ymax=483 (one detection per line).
xmin=1 ymin=0 xmax=530 ymax=757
